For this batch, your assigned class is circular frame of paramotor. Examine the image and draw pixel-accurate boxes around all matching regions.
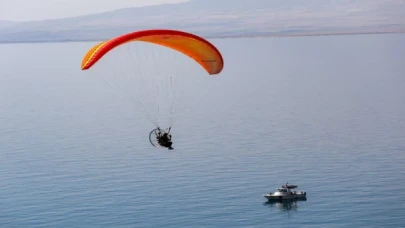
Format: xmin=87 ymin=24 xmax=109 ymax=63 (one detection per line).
xmin=149 ymin=128 xmax=167 ymax=148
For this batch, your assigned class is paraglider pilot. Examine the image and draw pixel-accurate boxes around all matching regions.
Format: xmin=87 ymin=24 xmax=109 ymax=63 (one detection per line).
xmin=156 ymin=127 xmax=173 ymax=150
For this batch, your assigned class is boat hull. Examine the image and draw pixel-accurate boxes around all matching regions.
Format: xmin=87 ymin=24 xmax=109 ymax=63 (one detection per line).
xmin=264 ymin=192 xmax=307 ymax=201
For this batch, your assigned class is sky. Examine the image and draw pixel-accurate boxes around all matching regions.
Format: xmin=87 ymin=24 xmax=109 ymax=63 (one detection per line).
xmin=0 ymin=0 xmax=189 ymax=21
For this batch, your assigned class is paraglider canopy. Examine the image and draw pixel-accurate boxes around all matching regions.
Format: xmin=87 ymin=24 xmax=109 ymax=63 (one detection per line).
xmin=81 ymin=29 xmax=224 ymax=75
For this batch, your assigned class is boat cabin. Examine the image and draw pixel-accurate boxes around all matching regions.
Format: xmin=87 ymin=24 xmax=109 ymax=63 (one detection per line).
xmin=276 ymin=188 xmax=289 ymax=193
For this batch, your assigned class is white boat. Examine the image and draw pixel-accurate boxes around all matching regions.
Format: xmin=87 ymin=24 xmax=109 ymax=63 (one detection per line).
xmin=264 ymin=182 xmax=307 ymax=201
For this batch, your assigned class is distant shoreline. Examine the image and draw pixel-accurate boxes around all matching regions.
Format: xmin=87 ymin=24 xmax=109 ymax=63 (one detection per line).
xmin=0 ymin=30 xmax=404 ymax=44
xmin=212 ymin=30 xmax=405 ymax=39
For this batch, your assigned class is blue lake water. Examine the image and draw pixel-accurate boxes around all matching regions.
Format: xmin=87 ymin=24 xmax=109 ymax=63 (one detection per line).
xmin=0 ymin=33 xmax=404 ymax=227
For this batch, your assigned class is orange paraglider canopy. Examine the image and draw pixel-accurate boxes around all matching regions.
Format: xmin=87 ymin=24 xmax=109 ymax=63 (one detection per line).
xmin=81 ymin=29 xmax=224 ymax=75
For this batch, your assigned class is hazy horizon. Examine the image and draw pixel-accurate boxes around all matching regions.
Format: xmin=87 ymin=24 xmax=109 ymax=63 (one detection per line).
xmin=0 ymin=0 xmax=404 ymax=44
xmin=0 ymin=0 xmax=188 ymax=21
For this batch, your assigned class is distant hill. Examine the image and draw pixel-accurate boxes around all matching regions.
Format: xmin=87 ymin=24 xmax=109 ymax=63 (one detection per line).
xmin=1 ymin=0 xmax=404 ymax=43
xmin=0 ymin=20 xmax=17 ymax=28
